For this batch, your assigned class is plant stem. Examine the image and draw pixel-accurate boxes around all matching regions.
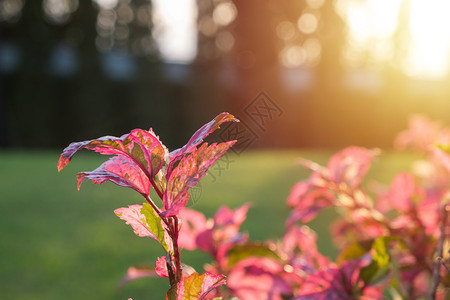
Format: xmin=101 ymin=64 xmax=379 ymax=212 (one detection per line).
xmin=429 ymin=203 xmax=449 ymax=300
xmin=172 ymin=216 xmax=183 ymax=281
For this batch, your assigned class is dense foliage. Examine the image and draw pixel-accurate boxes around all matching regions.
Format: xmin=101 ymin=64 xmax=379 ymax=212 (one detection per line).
xmin=59 ymin=113 xmax=449 ymax=299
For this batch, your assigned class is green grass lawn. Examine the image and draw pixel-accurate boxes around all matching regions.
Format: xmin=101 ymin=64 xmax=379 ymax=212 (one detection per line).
xmin=0 ymin=149 xmax=418 ymax=299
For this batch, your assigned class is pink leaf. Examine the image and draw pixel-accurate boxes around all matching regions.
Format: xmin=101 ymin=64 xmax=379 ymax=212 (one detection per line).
xmin=286 ymin=184 xmax=334 ymax=225
xmin=287 ymin=182 xmax=310 ymax=207
xmin=394 ymin=115 xmax=441 ymax=151
xmin=77 ymin=156 xmax=150 ymax=196
xmin=58 ymin=129 xmax=166 ymax=178
xmin=114 ymin=204 xmax=171 ymax=252
xmin=388 ymin=173 xmax=421 ymax=212
xmin=431 ymin=145 xmax=450 ymax=172
xmin=168 ymin=112 xmax=238 ymax=176
xmin=115 ymin=205 xmax=152 ymax=237
xmin=196 ymin=204 xmax=250 ymax=258
xmin=161 ymin=141 xmax=236 ymax=217
xmin=326 ymin=146 xmax=377 ymax=189
xmin=227 ymin=257 xmax=291 ymax=300
xmin=155 ymin=256 xmax=173 ymax=278
xmin=176 ymin=272 xmax=226 ymax=300
xmin=178 ymin=208 xmax=208 ymax=250
xmin=213 ymin=203 xmax=250 ymax=227
xmin=282 ymin=225 xmax=329 ymax=270
xmin=119 ymin=264 xmax=158 ymax=289
xmin=296 ymin=259 xmax=382 ymax=300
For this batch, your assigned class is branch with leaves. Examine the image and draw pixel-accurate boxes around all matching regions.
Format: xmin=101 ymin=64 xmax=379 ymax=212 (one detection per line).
xmin=58 ymin=112 xmax=238 ymax=299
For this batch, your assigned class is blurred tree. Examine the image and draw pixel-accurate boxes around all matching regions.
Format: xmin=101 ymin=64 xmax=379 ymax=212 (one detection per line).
xmin=193 ymin=0 xmax=348 ymax=147
xmin=0 ymin=0 xmax=163 ymax=148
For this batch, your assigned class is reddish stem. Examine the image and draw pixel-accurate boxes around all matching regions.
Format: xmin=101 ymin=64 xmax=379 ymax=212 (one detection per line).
xmin=172 ymin=216 xmax=183 ymax=281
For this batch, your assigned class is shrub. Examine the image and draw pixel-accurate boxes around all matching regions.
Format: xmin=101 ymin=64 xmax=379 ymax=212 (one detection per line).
xmin=59 ymin=113 xmax=450 ymax=299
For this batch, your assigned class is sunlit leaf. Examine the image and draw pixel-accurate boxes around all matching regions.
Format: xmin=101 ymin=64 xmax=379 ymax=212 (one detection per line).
xmin=118 ymin=263 xmax=158 ymax=289
xmin=156 ymin=256 xmax=174 ymax=278
xmin=336 ymin=240 xmax=372 ymax=265
xmin=167 ymin=112 xmax=238 ymax=176
xmin=76 ymin=156 xmax=150 ymax=196
xmin=296 ymin=259 xmax=383 ymax=299
xmin=161 ymin=141 xmax=236 ymax=217
xmin=360 ymin=236 xmax=399 ymax=286
xmin=58 ymin=129 xmax=166 ymax=179
xmin=388 ymin=173 xmax=422 ymax=212
xmin=286 ymin=183 xmax=334 ymax=224
xmin=114 ymin=204 xmax=170 ymax=253
xmin=176 ymin=272 xmax=226 ymax=300
xmin=178 ymin=208 xmax=208 ymax=251
xmin=432 ymin=144 xmax=450 ymax=172
xmin=141 ymin=203 xmax=170 ymax=253
xmin=326 ymin=146 xmax=378 ymax=189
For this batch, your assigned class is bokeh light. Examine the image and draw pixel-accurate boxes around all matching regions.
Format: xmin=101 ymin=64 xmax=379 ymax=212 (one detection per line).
xmin=152 ymin=0 xmax=197 ymax=63
xmin=0 ymin=0 xmax=24 ymax=22
xmin=212 ymin=1 xmax=237 ymax=27
xmin=297 ymin=13 xmax=319 ymax=35
xmin=306 ymin=0 xmax=325 ymax=9
xmin=215 ymin=30 xmax=235 ymax=52
xmin=276 ymin=21 xmax=296 ymax=41
xmin=337 ymin=0 xmax=450 ymax=79
xmin=280 ymin=45 xmax=307 ymax=68
xmin=42 ymin=0 xmax=79 ymax=24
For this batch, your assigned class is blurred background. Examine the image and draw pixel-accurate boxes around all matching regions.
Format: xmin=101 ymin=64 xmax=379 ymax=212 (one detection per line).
xmin=1 ymin=0 xmax=450 ymax=150
xmin=1 ymin=0 xmax=450 ymax=299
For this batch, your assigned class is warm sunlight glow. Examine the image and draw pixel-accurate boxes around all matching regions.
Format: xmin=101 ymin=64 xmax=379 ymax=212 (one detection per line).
xmin=337 ymin=0 xmax=402 ymax=67
xmin=338 ymin=0 xmax=450 ymax=79
xmin=152 ymin=0 xmax=197 ymax=63
xmin=403 ymin=0 xmax=450 ymax=79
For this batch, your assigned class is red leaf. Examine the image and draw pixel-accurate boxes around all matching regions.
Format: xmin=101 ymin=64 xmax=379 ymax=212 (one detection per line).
xmin=282 ymin=225 xmax=329 ymax=270
xmin=161 ymin=141 xmax=236 ymax=217
xmin=388 ymin=173 xmax=421 ymax=212
xmin=286 ymin=183 xmax=334 ymax=224
xmin=156 ymin=256 xmax=174 ymax=278
xmin=227 ymin=257 xmax=291 ymax=300
xmin=296 ymin=259 xmax=382 ymax=300
xmin=195 ymin=204 xmax=250 ymax=266
xmin=213 ymin=203 xmax=250 ymax=227
xmin=58 ymin=129 xmax=166 ymax=178
xmin=326 ymin=146 xmax=377 ymax=189
xmin=77 ymin=156 xmax=150 ymax=196
xmin=119 ymin=264 xmax=158 ymax=289
xmin=178 ymin=208 xmax=208 ymax=250
xmin=167 ymin=112 xmax=238 ymax=176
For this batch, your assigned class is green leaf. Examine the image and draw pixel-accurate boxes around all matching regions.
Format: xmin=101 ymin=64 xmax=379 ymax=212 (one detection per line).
xmin=227 ymin=243 xmax=281 ymax=268
xmin=360 ymin=236 xmax=399 ymax=286
xmin=336 ymin=240 xmax=372 ymax=265
xmin=166 ymin=283 xmax=178 ymax=300
xmin=182 ymin=272 xmax=204 ymax=299
xmin=177 ymin=272 xmax=226 ymax=300
xmin=436 ymin=144 xmax=450 ymax=153
xmin=360 ymin=261 xmax=390 ymax=286
xmin=371 ymin=237 xmax=390 ymax=267
xmin=141 ymin=203 xmax=170 ymax=253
